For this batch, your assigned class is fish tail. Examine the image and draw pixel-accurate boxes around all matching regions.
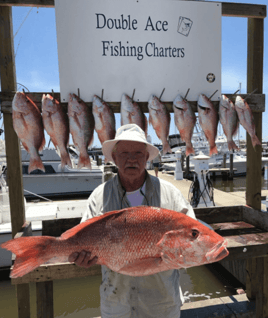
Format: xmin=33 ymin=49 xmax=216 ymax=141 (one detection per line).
xmin=186 ymin=145 xmax=195 ymax=157
xmin=28 ymin=156 xmax=45 ymax=174
xmin=78 ymin=155 xmax=92 ymax=170
xmin=1 ymin=236 xmax=56 ymax=278
xmin=227 ymin=140 xmax=239 ymax=151
xmin=251 ymin=135 xmax=262 ymax=149
xmin=162 ymin=142 xmax=172 ymax=155
xmin=60 ymin=150 xmax=73 ymax=169
xmin=209 ymin=145 xmax=218 ymax=156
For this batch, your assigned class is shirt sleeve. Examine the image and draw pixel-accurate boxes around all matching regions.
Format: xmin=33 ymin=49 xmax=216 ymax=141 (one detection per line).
xmin=166 ymin=180 xmax=196 ymax=220
xmin=81 ymin=184 xmax=104 ymax=222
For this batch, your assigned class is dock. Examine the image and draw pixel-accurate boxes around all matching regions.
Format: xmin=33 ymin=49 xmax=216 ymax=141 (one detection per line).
xmin=148 ymin=170 xmax=268 ymax=210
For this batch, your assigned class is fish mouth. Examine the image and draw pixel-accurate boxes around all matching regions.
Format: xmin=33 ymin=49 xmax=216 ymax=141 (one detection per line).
xmin=206 ymin=240 xmax=229 ymax=263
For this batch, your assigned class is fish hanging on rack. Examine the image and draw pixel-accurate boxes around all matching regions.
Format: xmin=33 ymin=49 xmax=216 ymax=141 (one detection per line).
xmin=42 ymin=94 xmax=72 ymax=169
xmin=121 ymin=93 xmax=148 ymax=137
xmin=12 ymin=91 xmax=45 ymax=173
xmin=234 ymin=95 xmax=261 ymax=148
xmin=219 ymin=95 xmax=239 ymax=152
xmin=148 ymin=95 xmax=172 ymax=154
xmin=173 ymin=94 xmax=196 ymax=156
xmin=92 ymin=95 xmax=116 ymax=145
xmin=197 ymin=94 xmax=219 ymax=156
xmin=68 ymin=93 xmax=95 ymax=169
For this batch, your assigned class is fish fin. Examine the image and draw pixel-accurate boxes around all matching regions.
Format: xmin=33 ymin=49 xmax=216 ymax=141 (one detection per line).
xmin=119 ymin=257 xmax=163 ymax=276
xmin=251 ymin=135 xmax=262 ymax=148
xmin=77 ymin=155 xmax=92 ymax=170
xmin=149 ymin=114 xmax=152 ymax=126
xmin=144 ymin=116 xmax=148 ymax=138
xmin=28 ymin=156 xmax=45 ymax=174
xmin=163 ymin=142 xmax=172 ymax=155
xmin=60 ymin=209 xmax=128 ymax=240
xmin=1 ymin=236 xmax=56 ymax=278
xmin=186 ymin=145 xmax=195 ymax=157
xmin=39 ymin=136 xmax=46 ymax=152
xmin=21 ymin=142 xmax=30 ymax=153
xmin=61 ymin=150 xmax=72 ymax=169
xmin=209 ymin=145 xmax=218 ymax=156
xmin=227 ymin=140 xmax=239 ymax=151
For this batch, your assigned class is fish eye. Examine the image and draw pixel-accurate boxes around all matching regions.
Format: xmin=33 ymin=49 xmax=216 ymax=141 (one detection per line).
xmin=191 ymin=229 xmax=199 ymax=239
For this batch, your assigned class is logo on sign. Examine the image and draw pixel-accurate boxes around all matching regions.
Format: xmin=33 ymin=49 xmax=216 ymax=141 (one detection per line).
xmin=177 ymin=17 xmax=193 ymax=36
xmin=206 ymin=73 xmax=216 ymax=83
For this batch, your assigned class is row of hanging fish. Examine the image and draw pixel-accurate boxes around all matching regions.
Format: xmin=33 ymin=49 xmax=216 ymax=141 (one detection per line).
xmin=12 ymin=91 xmax=261 ymax=173
xmin=12 ymin=92 xmax=117 ymax=173
xmin=174 ymin=93 xmax=261 ymax=157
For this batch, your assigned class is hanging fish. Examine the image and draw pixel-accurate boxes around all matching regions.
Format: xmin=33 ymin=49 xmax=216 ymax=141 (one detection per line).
xmin=42 ymin=94 xmax=72 ymax=169
xmin=219 ymin=95 xmax=239 ymax=152
xmin=173 ymin=94 xmax=196 ymax=156
xmin=68 ymin=93 xmax=95 ymax=169
xmin=148 ymin=95 xmax=172 ymax=154
xmin=121 ymin=93 xmax=148 ymax=137
xmin=92 ymin=95 xmax=116 ymax=145
xmin=12 ymin=92 xmax=45 ymax=173
xmin=234 ymin=95 xmax=261 ymax=148
xmin=198 ymin=94 xmax=219 ymax=156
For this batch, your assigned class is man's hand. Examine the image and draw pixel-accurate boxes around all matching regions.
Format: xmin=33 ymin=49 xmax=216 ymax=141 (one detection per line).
xmin=68 ymin=250 xmax=98 ymax=268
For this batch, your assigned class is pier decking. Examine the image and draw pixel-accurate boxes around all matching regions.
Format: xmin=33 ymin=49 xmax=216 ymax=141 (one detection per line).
xmin=148 ymin=170 xmax=268 ymax=210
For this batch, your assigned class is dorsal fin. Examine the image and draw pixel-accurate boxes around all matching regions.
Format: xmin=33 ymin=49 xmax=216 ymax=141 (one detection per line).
xmin=60 ymin=208 xmax=129 ymax=240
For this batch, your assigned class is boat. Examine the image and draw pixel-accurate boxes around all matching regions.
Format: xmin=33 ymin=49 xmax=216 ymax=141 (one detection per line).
xmin=157 ymin=131 xmax=268 ymax=177
xmin=2 ymin=147 xmax=103 ymax=199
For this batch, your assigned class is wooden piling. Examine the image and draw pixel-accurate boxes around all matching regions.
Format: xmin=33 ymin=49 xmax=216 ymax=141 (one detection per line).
xmin=245 ymin=17 xmax=266 ymax=318
xmin=0 ymin=5 xmax=30 ymax=318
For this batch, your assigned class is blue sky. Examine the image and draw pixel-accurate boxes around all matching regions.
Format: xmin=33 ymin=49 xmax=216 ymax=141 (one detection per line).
xmin=7 ymin=0 xmax=268 ymax=147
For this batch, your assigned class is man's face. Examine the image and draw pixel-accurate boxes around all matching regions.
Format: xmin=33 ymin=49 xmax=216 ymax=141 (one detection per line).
xmin=112 ymin=141 xmax=149 ymax=179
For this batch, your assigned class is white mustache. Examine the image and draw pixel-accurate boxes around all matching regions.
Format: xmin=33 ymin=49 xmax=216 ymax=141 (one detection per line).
xmin=126 ymin=164 xmax=139 ymax=168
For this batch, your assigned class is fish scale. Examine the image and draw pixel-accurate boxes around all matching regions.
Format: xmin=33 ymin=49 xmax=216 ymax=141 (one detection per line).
xmin=1 ymin=206 xmax=229 ymax=278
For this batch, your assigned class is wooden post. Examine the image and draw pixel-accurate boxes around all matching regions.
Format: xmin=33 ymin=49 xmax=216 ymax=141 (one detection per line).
xmin=245 ymin=17 xmax=267 ymax=318
xmin=0 ymin=6 xmax=30 ymax=318
xmin=223 ymin=154 xmax=227 ymax=168
xmin=229 ymin=153 xmax=234 ymax=180
xmin=36 ymin=282 xmax=54 ymax=318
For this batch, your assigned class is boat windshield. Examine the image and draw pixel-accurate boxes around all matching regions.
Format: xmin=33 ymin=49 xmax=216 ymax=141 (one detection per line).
xmin=22 ymin=165 xmax=56 ymax=175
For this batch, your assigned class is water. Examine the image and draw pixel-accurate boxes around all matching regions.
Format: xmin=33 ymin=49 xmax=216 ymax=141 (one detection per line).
xmin=0 ymin=262 xmax=240 ymax=317
xmin=0 ymin=272 xmax=102 ymax=318
xmin=211 ymin=175 xmax=268 ymax=193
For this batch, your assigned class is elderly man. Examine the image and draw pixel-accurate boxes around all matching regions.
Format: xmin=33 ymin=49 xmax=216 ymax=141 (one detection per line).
xmin=69 ymin=124 xmax=196 ymax=318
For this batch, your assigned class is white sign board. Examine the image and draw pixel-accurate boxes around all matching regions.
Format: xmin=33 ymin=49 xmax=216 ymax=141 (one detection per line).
xmin=55 ymin=0 xmax=221 ymax=102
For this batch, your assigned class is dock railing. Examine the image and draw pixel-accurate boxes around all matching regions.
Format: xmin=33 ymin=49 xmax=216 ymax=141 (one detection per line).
xmin=10 ymin=204 xmax=268 ymax=317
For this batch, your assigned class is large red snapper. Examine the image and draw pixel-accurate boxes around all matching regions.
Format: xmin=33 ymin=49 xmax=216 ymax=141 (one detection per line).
xmin=92 ymin=95 xmax=116 ymax=145
xmin=148 ymin=95 xmax=172 ymax=154
xmin=68 ymin=93 xmax=95 ymax=169
xmin=121 ymin=93 xmax=148 ymax=137
xmin=235 ymin=95 xmax=261 ymax=148
xmin=198 ymin=94 xmax=219 ymax=156
xmin=173 ymin=94 xmax=196 ymax=157
xmin=219 ymin=95 xmax=239 ymax=151
xmin=2 ymin=206 xmax=229 ymax=278
xmin=42 ymin=94 xmax=72 ymax=169
xmin=12 ymin=92 xmax=45 ymax=173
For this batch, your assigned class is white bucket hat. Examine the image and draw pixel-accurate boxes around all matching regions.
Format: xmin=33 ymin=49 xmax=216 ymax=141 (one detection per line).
xmin=102 ymin=124 xmax=160 ymax=163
